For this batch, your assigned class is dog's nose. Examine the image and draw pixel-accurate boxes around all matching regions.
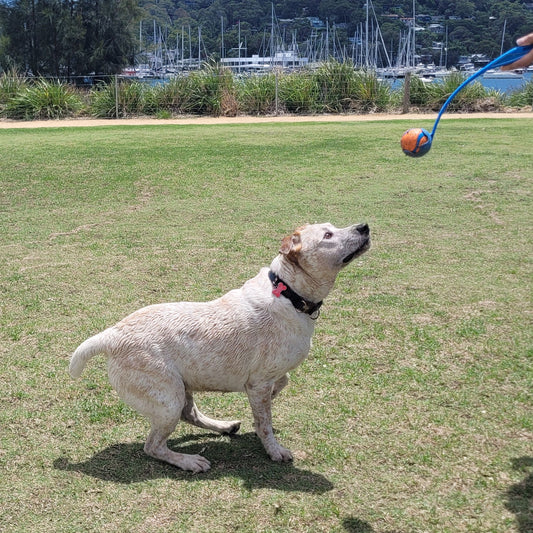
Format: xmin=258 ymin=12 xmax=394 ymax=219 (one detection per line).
xmin=355 ymin=223 xmax=369 ymax=236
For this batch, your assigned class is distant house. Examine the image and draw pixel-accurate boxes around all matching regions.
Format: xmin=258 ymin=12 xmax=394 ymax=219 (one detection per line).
xmin=417 ymin=14 xmax=432 ymax=23
xmin=307 ymin=17 xmax=325 ymax=30
xmin=429 ymin=24 xmax=445 ymax=34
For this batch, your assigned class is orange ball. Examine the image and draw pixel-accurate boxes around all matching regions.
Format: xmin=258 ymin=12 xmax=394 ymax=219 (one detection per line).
xmin=401 ymin=128 xmax=432 ymax=157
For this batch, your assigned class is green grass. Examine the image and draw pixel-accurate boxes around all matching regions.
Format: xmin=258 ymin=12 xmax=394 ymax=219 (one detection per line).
xmin=0 ymin=118 xmax=531 ymax=532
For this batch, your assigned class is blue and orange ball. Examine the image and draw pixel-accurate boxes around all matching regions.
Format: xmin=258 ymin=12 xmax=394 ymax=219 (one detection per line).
xmin=401 ymin=128 xmax=432 ymax=157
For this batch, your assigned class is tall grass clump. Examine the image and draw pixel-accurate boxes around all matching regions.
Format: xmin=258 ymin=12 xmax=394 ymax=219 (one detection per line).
xmin=278 ymin=71 xmax=319 ymax=113
xmin=350 ymin=69 xmax=391 ymax=112
xmin=89 ymin=79 xmax=148 ymax=118
xmin=314 ymin=61 xmax=359 ymax=112
xmin=507 ymin=79 xmax=533 ymax=108
xmin=406 ymin=75 xmax=432 ymax=107
xmin=186 ymin=63 xmax=237 ymax=116
xmin=427 ymin=72 xmax=498 ymax=111
xmin=236 ymin=73 xmax=277 ymax=115
xmin=150 ymin=76 xmax=196 ymax=115
xmin=0 ymin=69 xmax=28 ymax=115
xmin=3 ymin=78 xmax=82 ymax=119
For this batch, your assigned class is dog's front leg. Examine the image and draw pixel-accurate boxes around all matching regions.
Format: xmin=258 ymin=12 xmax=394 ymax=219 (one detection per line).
xmin=245 ymin=381 xmax=293 ymax=462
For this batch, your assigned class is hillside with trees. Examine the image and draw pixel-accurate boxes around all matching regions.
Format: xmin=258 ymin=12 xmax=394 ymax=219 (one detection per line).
xmin=0 ymin=0 xmax=532 ymax=75
xmin=138 ymin=0 xmax=533 ymax=67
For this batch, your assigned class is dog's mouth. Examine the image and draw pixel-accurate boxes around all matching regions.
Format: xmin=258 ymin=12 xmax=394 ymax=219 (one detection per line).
xmin=342 ymin=237 xmax=371 ymax=264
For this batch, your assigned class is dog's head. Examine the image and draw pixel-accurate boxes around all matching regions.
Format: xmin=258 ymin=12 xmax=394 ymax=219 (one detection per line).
xmin=279 ymin=222 xmax=370 ymax=284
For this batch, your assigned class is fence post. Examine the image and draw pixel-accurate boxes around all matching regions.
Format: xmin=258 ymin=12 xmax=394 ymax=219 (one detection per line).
xmin=275 ymin=70 xmax=279 ymax=116
xmin=115 ymin=74 xmax=119 ymax=119
xmin=402 ymin=71 xmax=411 ymax=114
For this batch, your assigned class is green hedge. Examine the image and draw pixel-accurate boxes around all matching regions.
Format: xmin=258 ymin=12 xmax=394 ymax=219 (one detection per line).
xmin=0 ymin=62 xmax=530 ymax=120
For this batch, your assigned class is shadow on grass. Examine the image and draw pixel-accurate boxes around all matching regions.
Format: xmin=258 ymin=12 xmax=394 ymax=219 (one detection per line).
xmin=54 ymin=431 xmax=333 ymax=493
xmin=342 ymin=517 xmax=374 ymax=532
xmin=504 ymin=456 xmax=533 ymax=533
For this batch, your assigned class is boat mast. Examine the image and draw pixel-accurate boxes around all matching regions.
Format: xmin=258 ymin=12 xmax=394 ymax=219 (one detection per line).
xmin=411 ymin=0 xmax=416 ymax=68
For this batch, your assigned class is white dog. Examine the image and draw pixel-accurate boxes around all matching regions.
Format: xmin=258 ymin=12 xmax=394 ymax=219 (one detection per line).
xmin=69 ymin=222 xmax=370 ymax=472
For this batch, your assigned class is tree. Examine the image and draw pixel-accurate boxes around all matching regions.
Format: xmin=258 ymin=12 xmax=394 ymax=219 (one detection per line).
xmin=75 ymin=0 xmax=142 ymax=74
xmin=0 ymin=0 xmax=141 ymax=75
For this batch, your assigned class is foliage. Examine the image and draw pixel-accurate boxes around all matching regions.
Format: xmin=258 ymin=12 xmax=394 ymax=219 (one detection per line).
xmin=278 ymin=71 xmax=320 ymax=113
xmin=0 ymin=0 xmax=142 ymax=75
xmin=136 ymin=0 xmax=533 ymax=68
xmin=507 ymin=79 xmax=533 ymax=108
xmin=149 ymin=76 xmax=197 ymax=114
xmin=90 ymin=79 xmax=148 ymax=118
xmin=0 ymin=63 xmax=531 ymax=120
xmin=3 ymin=79 xmax=82 ymax=119
xmin=349 ymin=69 xmax=391 ymax=112
xmin=314 ymin=61 xmax=359 ymax=112
xmin=235 ymin=73 xmax=277 ymax=115
xmin=0 ymin=68 xmax=27 ymax=107
xmin=428 ymin=71 xmax=504 ymax=112
xmin=186 ymin=62 xmax=236 ymax=116
xmin=405 ymin=72 xmax=507 ymax=112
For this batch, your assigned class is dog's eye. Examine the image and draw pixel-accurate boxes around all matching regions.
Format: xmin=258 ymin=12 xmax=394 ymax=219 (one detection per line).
xmin=324 ymin=231 xmax=333 ymax=240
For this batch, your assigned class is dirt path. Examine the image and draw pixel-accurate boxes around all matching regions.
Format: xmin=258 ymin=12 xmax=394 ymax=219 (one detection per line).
xmin=0 ymin=111 xmax=532 ymax=129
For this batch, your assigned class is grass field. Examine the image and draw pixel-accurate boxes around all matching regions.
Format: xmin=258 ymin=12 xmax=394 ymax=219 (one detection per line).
xmin=0 ymin=118 xmax=531 ymax=533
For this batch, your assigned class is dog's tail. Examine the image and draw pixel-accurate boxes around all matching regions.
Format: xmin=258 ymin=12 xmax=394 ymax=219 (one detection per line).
xmin=69 ymin=329 xmax=112 ymax=378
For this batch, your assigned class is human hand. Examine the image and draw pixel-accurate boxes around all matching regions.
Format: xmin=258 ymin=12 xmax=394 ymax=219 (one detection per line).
xmin=501 ymin=33 xmax=533 ymax=70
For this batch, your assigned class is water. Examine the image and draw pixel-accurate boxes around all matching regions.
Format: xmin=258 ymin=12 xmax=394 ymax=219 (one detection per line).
xmin=479 ymin=71 xmax=532 ymax=94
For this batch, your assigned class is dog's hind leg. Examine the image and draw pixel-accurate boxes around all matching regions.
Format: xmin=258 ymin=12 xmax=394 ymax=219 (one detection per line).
xmin=181 ymin=392 xmax=241 ymax=435
xmin=144 ymin=424 xmax=211 ymax=473
xmin=108 ymin=356 xmax=211 ymax=473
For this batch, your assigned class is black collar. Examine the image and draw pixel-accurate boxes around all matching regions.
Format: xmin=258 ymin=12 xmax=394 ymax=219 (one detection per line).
xmin=268 ymin=270 xmax=322 ymax=318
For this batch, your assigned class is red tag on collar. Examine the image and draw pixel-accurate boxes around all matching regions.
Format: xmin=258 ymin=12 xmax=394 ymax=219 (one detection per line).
xmin=272 ymin=282 xmax=287 ymax=298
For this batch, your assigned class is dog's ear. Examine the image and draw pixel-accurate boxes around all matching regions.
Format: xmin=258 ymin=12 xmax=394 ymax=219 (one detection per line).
xmin=280 ymin=227 xmax=305 ymax=263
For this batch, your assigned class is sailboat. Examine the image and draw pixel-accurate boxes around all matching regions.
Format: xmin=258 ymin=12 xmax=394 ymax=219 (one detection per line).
xmin=483 ymin=20 xmax=524 ymax=79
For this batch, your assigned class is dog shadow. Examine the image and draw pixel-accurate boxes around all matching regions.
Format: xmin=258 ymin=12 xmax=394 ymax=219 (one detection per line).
xmin=54 ymin=431 xmax=333 ymax=494
xmin=504 ymin=456 xmax=533 ymax=533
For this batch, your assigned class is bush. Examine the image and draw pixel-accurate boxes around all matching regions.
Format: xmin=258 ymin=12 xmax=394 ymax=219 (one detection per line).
xmin=4 ymin=79 xmax=82 ymax=119
xmin=507 ymin=80 xmax=533 ymax=108
xmin=0 ymin=69 xmax=28 ymax=107
xmin=278 ymin=71 xmax=319 ymax=113
xmin=236 ymin=73 xmax=277 ymax=115
xmin=150 ymin=76 xmax=195 ymax=115
xmin=0 ymin=61 xmax=522 ymax=120
xmin=406 ymin=75 xmax=432 ymax=107
xmin=314 ymin=61 xmax=359 ymax=112
xmin=187 ymin=63 xmax=236 ymax=116
xmin=89 ymin=79 xmax=148 ymax=118
xmin=427 ymin=72 xmax=490 ymax=112
xmin=351 ymin=69 xmax=391 ymax=112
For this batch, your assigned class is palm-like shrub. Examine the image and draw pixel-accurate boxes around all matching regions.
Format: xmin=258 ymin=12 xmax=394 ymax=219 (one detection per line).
xmin=4 ymin=79 xmax=82 ymax=119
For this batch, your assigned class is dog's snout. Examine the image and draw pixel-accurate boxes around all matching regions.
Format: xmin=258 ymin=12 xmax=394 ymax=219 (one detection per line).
xmin=356 ymin=223 xmax=369 ymax=236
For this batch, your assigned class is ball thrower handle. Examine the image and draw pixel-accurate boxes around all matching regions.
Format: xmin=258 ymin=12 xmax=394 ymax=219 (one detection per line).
xmin=429 ymin=44 xmax=533 ymax=139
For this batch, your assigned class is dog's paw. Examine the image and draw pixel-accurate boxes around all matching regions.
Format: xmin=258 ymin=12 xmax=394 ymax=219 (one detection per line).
xmin=268 ymin=445 xmax=293 ymax=462
xmin=222 ymin=420 xmax=241 ymax=435
xmin=181 ymin=454 xmax=211 ymax=473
